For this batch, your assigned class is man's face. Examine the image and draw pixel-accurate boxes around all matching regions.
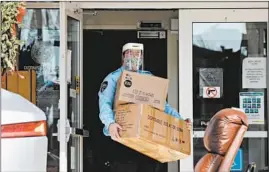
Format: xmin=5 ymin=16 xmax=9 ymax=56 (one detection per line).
xmin=122 ymin=49 xmax=143 ymax=71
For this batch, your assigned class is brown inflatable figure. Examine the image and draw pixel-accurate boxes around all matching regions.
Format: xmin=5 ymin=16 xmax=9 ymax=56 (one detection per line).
xmin=195 ymin=108 xmax=249 ymax=172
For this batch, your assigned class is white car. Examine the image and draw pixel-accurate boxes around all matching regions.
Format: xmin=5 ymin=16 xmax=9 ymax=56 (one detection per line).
xmin=1 ymin=89 xmax=48 ymax=172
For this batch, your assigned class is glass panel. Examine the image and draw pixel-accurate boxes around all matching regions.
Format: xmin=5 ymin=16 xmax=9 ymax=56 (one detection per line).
xmin=18 ymin=9 xmax=60 ymax=172
xmin=192 ymin=23 xmax=268 ymax=170
xmin=194 ymin=138 xmax=268 ymax=171
xmin=67 ymin=16 xmax=81 ymax=172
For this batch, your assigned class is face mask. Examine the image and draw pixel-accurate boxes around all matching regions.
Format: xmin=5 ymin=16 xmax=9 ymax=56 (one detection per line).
xmin=122 ymin=49 xmax=143 ymax=71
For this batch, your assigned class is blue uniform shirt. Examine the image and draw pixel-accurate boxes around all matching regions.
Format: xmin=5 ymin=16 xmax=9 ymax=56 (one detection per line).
xmin=98 ymin=67 xmax=184 ymax=136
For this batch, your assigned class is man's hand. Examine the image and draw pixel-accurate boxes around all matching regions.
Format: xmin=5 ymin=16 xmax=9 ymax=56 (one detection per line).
xmin=109 ymin=123 xmax=122 ymax=140
xmin=184 ymin=118 xmax=192 ymax=130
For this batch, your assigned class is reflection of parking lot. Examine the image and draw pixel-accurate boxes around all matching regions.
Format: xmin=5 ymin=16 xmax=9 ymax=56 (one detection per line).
xmin=47 ymin=152 xmax=59 ymax=172
xmin=47 ymin=166 xmax=58 ymax=172
xmin=193 ymin=139 xmax=207 ymax=166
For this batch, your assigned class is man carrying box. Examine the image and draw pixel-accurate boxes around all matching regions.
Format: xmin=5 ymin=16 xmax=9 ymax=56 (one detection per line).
xmin=99 ymin=43 xmax=191 ymax=139
xmin=98 ymin=43 xmax=191 ymax=171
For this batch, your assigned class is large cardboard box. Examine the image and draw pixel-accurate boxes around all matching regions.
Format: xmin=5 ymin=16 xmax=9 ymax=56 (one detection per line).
xmin=115 ymin=104 xmax=191 ymax=163
xmin=114 ymin=70 xmax=169 ymax=111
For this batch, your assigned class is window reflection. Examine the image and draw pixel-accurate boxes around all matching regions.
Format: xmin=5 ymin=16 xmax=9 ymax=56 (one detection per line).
xmin=193 ymin=23 xmax=247 ymax=52
xmin=192 ymin=22 xmax=267 ymax=130
xmin=192 ymin=22 xmax=268 ymax=172
xmin=193 ymin=138 xmax=268 ymax=171
xmin=18 ymin=9 xmax=60 ymax=172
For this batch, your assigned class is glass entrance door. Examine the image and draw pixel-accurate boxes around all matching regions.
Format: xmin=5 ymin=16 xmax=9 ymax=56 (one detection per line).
xmin=59 ymin=2 xmax=88 ymax=172
xmin=178 ymin=9 xmax=268 ymax=171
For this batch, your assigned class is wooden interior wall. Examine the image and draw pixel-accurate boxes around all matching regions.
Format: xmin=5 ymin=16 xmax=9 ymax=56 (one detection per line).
xmin=1 ymin=70 xmax=36 ymax=104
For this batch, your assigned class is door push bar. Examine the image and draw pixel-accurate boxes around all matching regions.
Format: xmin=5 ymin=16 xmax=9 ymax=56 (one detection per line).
xmin=53 ymin=119 xmax=89 ymax=142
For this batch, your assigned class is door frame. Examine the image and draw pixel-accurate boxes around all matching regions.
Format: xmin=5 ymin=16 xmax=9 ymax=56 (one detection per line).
xmin=83 ymin=11 xmax=179 ymax=172
xmin=25 ymin=2 xmax=268 ymax=9
xmin=178 ymin=8 xmax=268 ymax=171
xmin=59 ymin=2 xmax=84 ymax=172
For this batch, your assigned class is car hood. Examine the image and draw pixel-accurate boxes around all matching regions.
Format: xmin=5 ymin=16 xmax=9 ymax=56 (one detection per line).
xmin=1 ymin=89 xmax=46 ymax=125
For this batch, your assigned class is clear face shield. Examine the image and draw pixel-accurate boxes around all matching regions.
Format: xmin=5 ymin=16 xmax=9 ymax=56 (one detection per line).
xmin=122 ymin=43 xmax=144 ymax=72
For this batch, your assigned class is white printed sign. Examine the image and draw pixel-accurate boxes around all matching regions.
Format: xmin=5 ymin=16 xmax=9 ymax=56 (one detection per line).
xmin=239 ymin=92 xmax=264 ymax=124
xmin=242 ymin=57 xmax=266 ymax=89
xmin=203 ymin=87 xmax=220 ymax=98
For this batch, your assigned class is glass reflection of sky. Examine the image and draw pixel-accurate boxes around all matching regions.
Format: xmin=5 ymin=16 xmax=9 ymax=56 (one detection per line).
xmin=193 ymin=23 xmax=247 ymax=52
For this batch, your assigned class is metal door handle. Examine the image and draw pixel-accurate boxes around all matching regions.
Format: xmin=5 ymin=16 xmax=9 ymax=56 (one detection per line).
xmin=55 ymin=119 xmax=89 ymax=142
xmin=69 ymin=127 xmax=89 ymax=137
xmin=52 ymin=128 xmax=89 ymax=137
xmin=65 ymin=119 xmax=89 ymax=142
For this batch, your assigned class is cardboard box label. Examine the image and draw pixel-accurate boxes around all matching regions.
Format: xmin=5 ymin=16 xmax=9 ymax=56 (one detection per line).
xmin=115 ymin=70 xmax=169 ymax=110
xmin=140 ymin=106 xmax=190 ymax=154
xmin=115 ymin=104 xmax=191 ymax=162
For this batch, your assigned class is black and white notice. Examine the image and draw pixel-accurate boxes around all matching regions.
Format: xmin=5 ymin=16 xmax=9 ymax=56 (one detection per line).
xmin=242 ymin=57 xmax=266 ymax=89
